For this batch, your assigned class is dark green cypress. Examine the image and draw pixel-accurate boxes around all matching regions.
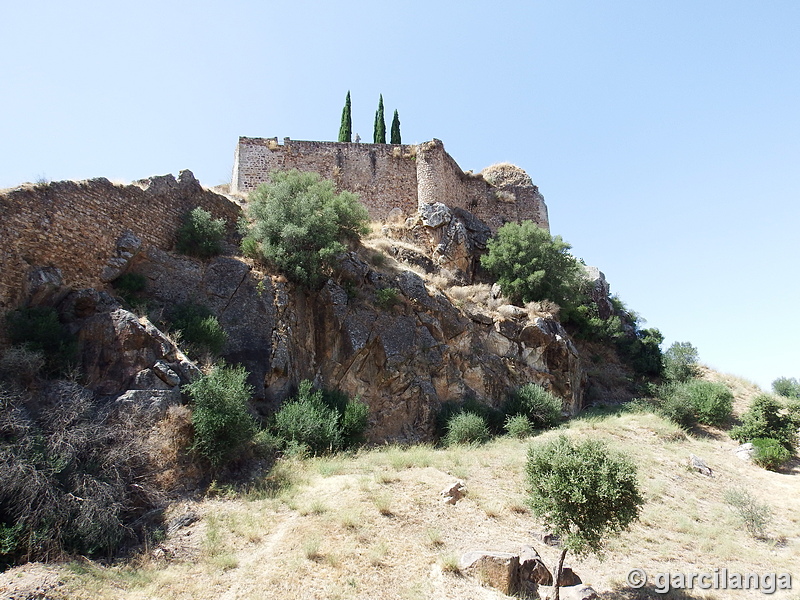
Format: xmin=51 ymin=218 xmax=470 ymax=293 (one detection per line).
xmin=338 ymin=91 xmax=352 ymax=142
xmin=373 ymin=94 xmax=386 ymax=143
xmin=390 ymin=109 xmax=401 ymax=144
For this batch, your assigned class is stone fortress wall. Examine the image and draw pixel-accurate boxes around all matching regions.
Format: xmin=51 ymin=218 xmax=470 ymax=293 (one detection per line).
xmin=231 ymin=137 xmax=549 ymax=232
xmin=0 ymin=171 xmax=241 ymax=310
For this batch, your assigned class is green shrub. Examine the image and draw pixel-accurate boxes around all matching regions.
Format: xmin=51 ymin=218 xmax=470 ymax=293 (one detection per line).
xmin=435 ymin=396 xmax=504 ymax=439
xmin=656 ymin=386 xmax=697 ymax=428
xmin=375 ymin=288 xmax=400 ymax=309
xmin=272 ymin=381 xmax=368 ymax=455
xmin=663 ymin=341 xmax=700 ymax=383
xmin=723 ymin=487 xmax=772 ymax=538
xmin=504 ymin=383 xmax=562 ymax=429
xmin=684 ymin=380 xmax=733 ymax=426
xmin=168 ymin=303 xmax=227 ymax=356
xmin=241 ymin=170 xmax=370 ymax=289
xmin=176 ymin=207 xmax=226 ymax=259
xmin=480 ymin=220 xmax=582 ymax=308
xmin=730 ymin=394 xmax=797 ymax=451
xmin=504 ymin=414 xmax=533 ymax=438
xmin=443 ymin=412 xmax=490 ymax=446
xmin=111 ymin=272 xmax=147 ymax=307
xmin=772 ymin=376 xmax=800 ymax=399
xmin=750 ymin=438 xmax=791 ymax=471
xmin=5 ymin=306 xmax=77 ymax=376
xmin=183 ymin=362 xmax=256 ymax=468
xmin=656 ymin=380 xmax=732 ymax=427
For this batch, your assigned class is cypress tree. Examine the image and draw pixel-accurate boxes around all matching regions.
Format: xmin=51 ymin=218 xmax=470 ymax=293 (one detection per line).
xmin=373 ymin=94 xmax=386 ymax=143
xmin=390 ymin=109 xmax=401 ymax=144
xmin=338 ymin=91 xmax=352 ymax=142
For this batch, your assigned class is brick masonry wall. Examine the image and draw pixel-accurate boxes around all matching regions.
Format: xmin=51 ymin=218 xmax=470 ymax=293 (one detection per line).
xmin=232 ymin=137 xmax=549 ymax=232
xmin=0 ymin=171 xmax=242 ymax=310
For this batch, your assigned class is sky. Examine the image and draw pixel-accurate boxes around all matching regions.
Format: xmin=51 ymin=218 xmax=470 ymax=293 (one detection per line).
xmin=2 ymin=1 xmax=798 ymax=390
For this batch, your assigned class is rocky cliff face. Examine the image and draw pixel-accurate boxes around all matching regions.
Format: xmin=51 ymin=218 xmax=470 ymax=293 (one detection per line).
xmin=6 ymin=182 xmax=585 ymax=443
xmin=127 ymin=241 xmax=584 ymax=442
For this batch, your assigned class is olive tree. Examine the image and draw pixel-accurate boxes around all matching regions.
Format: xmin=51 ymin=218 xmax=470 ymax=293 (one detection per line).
xmin=241 ymin=170 xmax=369 ymax=289
xmin=526 ymin=435 xmax=643 ymax=600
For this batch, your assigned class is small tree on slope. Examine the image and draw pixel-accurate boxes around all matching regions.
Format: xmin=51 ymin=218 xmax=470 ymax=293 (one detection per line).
xmin=526 ymin=435 xmax=643 ymax=600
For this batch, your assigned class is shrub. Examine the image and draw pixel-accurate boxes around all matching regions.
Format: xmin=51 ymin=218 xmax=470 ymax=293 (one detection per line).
xmin=436 ymin=396 xmax=505 ymax=439
xmin=0 ymin=347 xmax=45 ymax=386
xmin=176 ymin=207 xmax=226 ymax=259
xmin=723 ymin=487 xmax=771 ymax=538
xmin=168 ymin=303 xmax=227 ymax=356
xmin=183 ymin=362 xmax=256 ymax=468
xmin=526 ymin=435 xmax=643 ymax=598
xmin=241 ymin=170 xmax=370 ymax=289
xmin=0 ymin=382 xmax=159 ymax=565
xmin=730 ymin=394 xmax=797 ymax=451
xmin=504 ymin=383 xmax=562 ymax=429
xmin=656 ymin=385 xmax=697 ymax=428
xmin=504 ymin=414 xmax=533 ymax=438
xmin=111 ymin=272 xmax=147 ymax=307
xmin=5 ymin=306 xmax=77 ymax=376
xmin=663 ymin=341 xmax=699 ymax=383
xmin=443 ymin=412 xmax=490 ymax=446
xmin=375 ymin=287 xmax=400 ymax=309
xmin=656 ymin=380 xmax=732 ymax=427
xmin=772 ymin=376 xmax=800 ymax=399
xmin=750 ymin=438 xmax=791 ymax=470
xmin=480 ymin=220 xmax=582 ymax=308
xmin=272 ymin=381 xmax=368 ymax=455
xmin=683 ymin=380 xmax=733 ymax=426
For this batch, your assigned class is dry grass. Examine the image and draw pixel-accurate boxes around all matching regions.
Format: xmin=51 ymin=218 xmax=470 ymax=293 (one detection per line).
xmin=11 ymin=382 xmax=799 ymax=600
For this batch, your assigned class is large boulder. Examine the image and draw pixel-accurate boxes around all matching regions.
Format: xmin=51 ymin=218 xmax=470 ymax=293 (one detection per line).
xmin=460 ymin=551 xmax=520 ymax=595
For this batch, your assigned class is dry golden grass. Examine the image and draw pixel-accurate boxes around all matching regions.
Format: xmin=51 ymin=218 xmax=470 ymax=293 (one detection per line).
xmin=27 ymin=388 xmax=796 ymax=600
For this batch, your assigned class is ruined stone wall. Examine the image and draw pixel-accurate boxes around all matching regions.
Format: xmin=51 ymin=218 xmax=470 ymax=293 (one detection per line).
xmin=232 ymin=136 xmax=550 ymax=232
xmin=232 ymin=137 xmax=419 ymax=220
xmin=0 ymin=171 xmax=242 ymax=310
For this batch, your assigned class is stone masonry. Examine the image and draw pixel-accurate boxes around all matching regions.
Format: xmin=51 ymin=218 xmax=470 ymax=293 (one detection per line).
xmin=231 ymin=137 xmax=549 ymax=232
xmin=0 ymin=171 xmax=241 ymax=311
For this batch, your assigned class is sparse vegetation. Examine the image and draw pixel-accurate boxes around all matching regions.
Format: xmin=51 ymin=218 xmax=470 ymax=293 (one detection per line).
xmin=175 ymin=207 xmax=226 ymax=259
xmin=167 ymin=302 xmax=227 ymax=357
xmin=4 ymin=306 xmax=78 ymax=377
xmin=182 ymin=362 xmax=257 ymax=468
xmin=375 ymin=287 xmax=400 ymax=309
xmin=723 ymin=487 xmax=772 ymax=538
xmin=241 ymin=170 xmax=369 ymax=289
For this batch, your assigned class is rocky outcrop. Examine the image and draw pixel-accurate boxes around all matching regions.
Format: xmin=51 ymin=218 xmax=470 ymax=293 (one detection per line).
xmin=382 ymin=202 xmax=492 ymax=284
xmin=123 ymin=229 xmax=584 ymax=441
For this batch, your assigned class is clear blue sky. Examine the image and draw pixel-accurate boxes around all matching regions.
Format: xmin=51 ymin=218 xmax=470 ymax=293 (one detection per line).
xmin=2 ymin=1 xmax=798 ymax=390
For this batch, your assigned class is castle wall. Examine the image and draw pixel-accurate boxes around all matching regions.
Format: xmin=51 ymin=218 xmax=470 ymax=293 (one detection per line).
xmin=232 ymin=136 xmax=549 ymax=232
xmin=232 ymin=138 xmax=419 ymax=221
xmin=0 ymin=172 xmax=241 ymax=310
